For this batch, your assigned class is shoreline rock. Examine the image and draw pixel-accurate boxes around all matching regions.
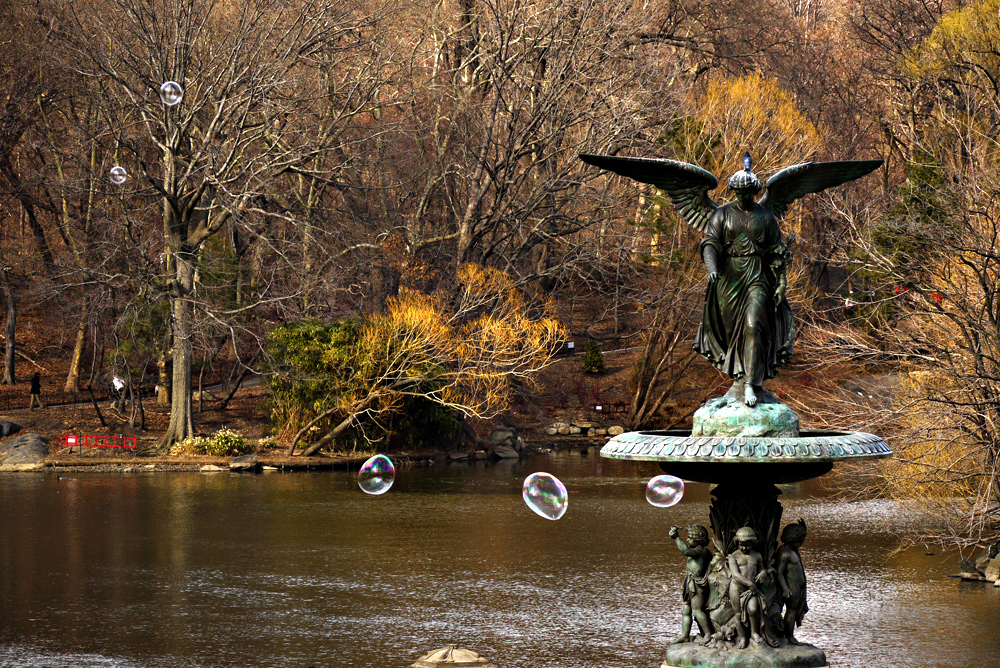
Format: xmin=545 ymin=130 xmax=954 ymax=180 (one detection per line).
xmin=0 ymin=433 xmax=49 ymax=471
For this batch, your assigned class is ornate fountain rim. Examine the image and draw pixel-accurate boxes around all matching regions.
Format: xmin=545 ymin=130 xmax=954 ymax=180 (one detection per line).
xmin=600 ymin=429 xmax=891 ymax=464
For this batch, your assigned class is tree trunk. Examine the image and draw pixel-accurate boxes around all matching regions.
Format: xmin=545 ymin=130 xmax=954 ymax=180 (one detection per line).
xmin=2 ymin=156 xmax=55 ymax=268
xmin=298 ymin=413 xmax=357 ymax=457
xmin=230 ymin=218 xmax=246 ymax=306
xmin=156 ymin=348 xmax=170 ymax=406
xmin=64 ymin=312 xmax=87 ymax=392
xmin=129 ymin=371 xmax=145 ymax=430
xmin=87 ymin=322 xmax=100 ymax=387
xmin=0 ymin=260 xmax=14 ymax=385
xmin=159 ymin=256 xmax=195 ymax=448
xmin=218 ymin=351 xmax=259 ymax=410
xmin=287 ymin=394 xmax=379 ymax=456
xmin=86 ymin=384 xmax=107 ymax=427
xmin=197 ymin=361 xmax=205 ymax=413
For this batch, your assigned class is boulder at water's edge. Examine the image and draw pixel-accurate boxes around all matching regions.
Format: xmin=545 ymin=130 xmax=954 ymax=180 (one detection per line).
xmin=0 ymin=433 xmax=49 ymax=471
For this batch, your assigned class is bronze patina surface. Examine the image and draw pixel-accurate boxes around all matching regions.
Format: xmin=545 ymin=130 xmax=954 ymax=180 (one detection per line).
xmin=580 ymin=151 xmax=881 ymax=408
xmin=586 ymin=151 xmax=886 ymax=667
xmin=601 ymin=429 xmax=891 ymax=464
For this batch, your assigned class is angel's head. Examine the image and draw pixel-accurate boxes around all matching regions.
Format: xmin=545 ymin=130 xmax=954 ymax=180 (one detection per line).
xmin=728 ymin=151 xmax=762 ymax=197
xmin=727 ymin=167 xmax=762 ymax=194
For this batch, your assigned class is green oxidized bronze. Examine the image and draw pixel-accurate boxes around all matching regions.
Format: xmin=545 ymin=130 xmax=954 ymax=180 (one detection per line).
xmin=580 ymin=151 xmax=881 ymax=408
xmin=585 ymin=150 xmax=887 ymax=668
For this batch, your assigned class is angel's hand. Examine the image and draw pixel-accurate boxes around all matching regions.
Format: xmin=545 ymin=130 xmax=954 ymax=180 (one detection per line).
xmin=774 ymin=286 xmax=786 ymax=305
xmin=708 ymin=272 xmax=719 ymax=284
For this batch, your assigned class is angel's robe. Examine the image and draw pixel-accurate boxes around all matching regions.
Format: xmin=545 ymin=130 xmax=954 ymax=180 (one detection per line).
xmin=695 ymin=201 xmax=794 ymax=386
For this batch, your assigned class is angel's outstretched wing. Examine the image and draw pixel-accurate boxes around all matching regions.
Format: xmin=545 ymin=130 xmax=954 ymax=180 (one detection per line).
xmin=579 ymin=153 xmax=719 ymax=234
xmin=759 ymin=159 xmax=883 ymax=218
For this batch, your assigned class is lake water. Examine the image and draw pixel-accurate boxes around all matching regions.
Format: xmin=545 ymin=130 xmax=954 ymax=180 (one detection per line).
xmin=0 ymin=451 xmax=997 ymax=668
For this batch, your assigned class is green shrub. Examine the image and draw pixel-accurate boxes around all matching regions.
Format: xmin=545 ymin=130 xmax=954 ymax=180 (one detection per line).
xmin=257 ymin=437 xmax=279 ymax=450
xmin=173 ymin=428 xmax=251 ymax=456
xmin=264 ymin=319 xmax=363 ymax=437
xmin=208 ymin=428 xmax=251 ymax=456
xmin=385 ymin=395 xmax=460 ymax=450
xmin=582 ymin=340 xmax=606 ymax=374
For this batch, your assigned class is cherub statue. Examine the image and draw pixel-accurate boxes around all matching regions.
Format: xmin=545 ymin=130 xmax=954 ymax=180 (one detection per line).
xmin=727 ymin=526 xmax=770 ymax=648
xmin=775 ymin=519 xmax=809 ymax=644
xmin=580 ymin=151 xmax=882 ymax=406
xmin=669 ymin=524 xmax=714 ymax=643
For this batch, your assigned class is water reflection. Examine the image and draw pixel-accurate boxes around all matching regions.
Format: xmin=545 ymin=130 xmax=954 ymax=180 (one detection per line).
xmin=0 ymin=451 xmax=996 ymax=668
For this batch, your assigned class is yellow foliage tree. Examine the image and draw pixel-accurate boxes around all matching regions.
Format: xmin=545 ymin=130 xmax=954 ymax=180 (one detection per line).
xmin=693 ymin=72 xmax=824 ymax=182
xmin=902 ymin=0 xmax=1000 ymax=170
xmin=627 ymin=73 xmax=824 ymax=429
xmin=283 ymin=265 xmax=564 ymax=455
xmin=848 ymin=0 xmax=1000 ymax=545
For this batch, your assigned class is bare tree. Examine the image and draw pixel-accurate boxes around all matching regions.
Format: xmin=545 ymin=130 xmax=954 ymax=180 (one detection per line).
xmin=330 ymin=0 xmax=684 ymax=299
xmin=844 ymin=0 xmax=1000 ymax=546
xmin=52 ymin=0 xmax=387 ymax=446
xmin=0 ymin=0 xmax=60 ymax=385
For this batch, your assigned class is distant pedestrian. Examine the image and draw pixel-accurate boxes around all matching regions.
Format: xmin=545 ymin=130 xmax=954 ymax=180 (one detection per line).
xmin=28 ymin=372 xmax=44 ymax=409
xmin=111 ymin=374 xmax=132 ymax=410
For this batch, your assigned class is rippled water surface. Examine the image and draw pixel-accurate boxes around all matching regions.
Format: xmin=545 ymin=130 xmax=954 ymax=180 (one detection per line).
xmin=1 ymin=451 xmax=997 ymax=668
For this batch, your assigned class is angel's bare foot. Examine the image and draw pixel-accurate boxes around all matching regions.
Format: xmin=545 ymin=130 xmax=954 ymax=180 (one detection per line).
xmin=787 ymin=634 xmax=801 ymax=646
xmin=672 ymin=635 xmax=691 ymax=644
xmin=736 ymin=635 xmax=749 ymax=650
xmin=744 ymin=383 xmax=757 ymax=406
xmin=750 ymin=632 xmax=764 ymax=645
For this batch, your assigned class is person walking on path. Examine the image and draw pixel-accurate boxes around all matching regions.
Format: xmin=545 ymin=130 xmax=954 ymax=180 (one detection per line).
xmin=111 ymin=374 xmax=132 ymax=410
xmin=28 ymin=372 xmax=44 ymax=409
xmin=111 ymin=374 xmax=124 ymax=408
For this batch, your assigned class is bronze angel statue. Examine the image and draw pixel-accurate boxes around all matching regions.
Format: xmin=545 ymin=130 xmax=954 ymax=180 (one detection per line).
xmin=580 ymin=151 xmax=882 ymax=407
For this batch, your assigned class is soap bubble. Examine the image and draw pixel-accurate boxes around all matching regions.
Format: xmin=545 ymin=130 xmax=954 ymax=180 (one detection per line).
xmin=159 ymin=81 xmax=184 ymax=106
xmin=522 ymin=472 xmax=567 ymax=520
xmin=645 ymin=475 xmax=684 ymax=508
xmin=357 ymin=455 xmax=394 ymax=495
xmin=109 ymin=166 xmax=128 ymax=185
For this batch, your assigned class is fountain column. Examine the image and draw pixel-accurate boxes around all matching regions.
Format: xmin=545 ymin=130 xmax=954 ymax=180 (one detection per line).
xmin=601 ymin=423 xmax=890 ymax=668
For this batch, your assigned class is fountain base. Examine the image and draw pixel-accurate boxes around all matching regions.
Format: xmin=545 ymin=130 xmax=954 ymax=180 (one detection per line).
xmin=601 ymin=424 xmax=891 ymax=668
xmin=664 ymin=640 xmax=827 ymax=668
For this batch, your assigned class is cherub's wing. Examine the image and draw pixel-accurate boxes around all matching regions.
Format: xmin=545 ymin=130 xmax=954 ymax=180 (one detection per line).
xmin=580 ymin=153 xmax=719 ymax=234
xmin=759 ymin=159 xmax=883 ymax=218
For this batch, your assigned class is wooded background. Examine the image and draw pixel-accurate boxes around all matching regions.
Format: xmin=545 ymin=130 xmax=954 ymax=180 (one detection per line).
xmin=0 ymin=0 xmax=997 ymax=544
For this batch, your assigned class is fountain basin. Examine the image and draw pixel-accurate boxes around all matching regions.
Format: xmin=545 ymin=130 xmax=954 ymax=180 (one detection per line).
xmin=601 ymin=430 xmax=891 ymax=484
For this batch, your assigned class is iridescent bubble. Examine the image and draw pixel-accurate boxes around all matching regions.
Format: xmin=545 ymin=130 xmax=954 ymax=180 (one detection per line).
xmin=522 ymin=472 xmax=567 ymax=520
xmin=159 ymin=81 xmax=184 ymax=106
xmin=645 ymin=474 xmax=684 ymax=508
xmin=357 ymin=454 xmax=394 ymax=495
xmin=109 ymin=166 xmax=128 ymax=185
